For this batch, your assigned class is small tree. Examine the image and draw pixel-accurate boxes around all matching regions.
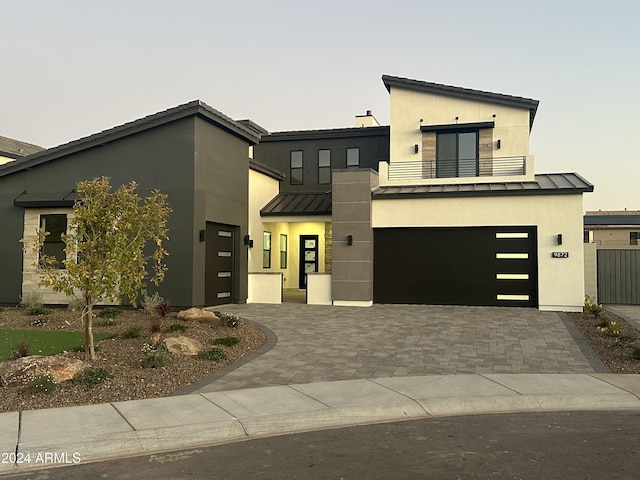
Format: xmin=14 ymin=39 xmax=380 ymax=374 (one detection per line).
xmin=26 ymin=177 xmax=171 ymax=361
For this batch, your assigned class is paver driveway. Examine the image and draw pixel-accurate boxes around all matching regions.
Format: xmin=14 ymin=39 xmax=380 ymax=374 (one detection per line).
xmin=188 ymin=304 xmax=599 ymax=394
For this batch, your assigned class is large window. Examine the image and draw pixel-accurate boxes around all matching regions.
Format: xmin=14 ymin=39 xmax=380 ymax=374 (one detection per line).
xmin=40 ymin=214 xmax=67 ymax=269
xmin=280 ymin=234 xmax=288 ymax=269
xmin=436 ymin=131 xmax=478 ymax=178
xmin=263 ymin=232 xmax=272 ymax=268
xmin=318 ymin=149 xmax=331 ymax=184
xmin=290 ymin=151 xmax=303 ymax=185
xmin=346 ymin=148 xmax=359 ymax=167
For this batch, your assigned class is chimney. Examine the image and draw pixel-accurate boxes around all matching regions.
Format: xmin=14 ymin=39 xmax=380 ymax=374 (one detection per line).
xmin=355 ymin=110 xmax=380 ymax=128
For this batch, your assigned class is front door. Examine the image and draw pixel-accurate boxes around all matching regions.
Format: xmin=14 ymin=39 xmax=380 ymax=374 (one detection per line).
xmin=299 ymin=235 xmax=319 ymax=289
xmin=205 ymin=222 xmax=235 ymax=306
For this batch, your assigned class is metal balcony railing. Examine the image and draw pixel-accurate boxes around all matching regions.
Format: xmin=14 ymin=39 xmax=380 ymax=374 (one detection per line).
xmin=387 ymin=156 xmax=526 ymax=181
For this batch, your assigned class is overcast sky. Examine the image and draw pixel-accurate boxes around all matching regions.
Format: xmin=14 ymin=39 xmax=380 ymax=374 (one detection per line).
xmin=2 ymin=0 xmax=638 ymax=211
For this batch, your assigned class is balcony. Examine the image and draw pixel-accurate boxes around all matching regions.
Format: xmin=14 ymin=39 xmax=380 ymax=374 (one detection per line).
xmin=387 ymin=156 xmax=526 ymax=181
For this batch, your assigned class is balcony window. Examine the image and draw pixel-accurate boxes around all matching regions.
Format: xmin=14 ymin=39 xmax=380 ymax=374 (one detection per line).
xmin=436 ymin=131 xmax=478 ymax=178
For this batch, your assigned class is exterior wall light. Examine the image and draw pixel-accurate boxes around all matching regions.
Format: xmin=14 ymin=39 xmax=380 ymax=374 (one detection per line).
xmin=347 ymin=235 xmax=353 ymax=246
xmin=199 ymin=230 xmax=206 ymax=242
xmin=244 ymin=235 xmax=253 ymax=247
xmin=557 ymin=234 xmax=563 ymax=245
xmin=414 ymin=144 xmax=419 ymax=154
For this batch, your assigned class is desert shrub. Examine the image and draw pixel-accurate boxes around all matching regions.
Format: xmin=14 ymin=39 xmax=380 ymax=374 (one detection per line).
xmin=20 ymin=292 xmax=44 ymax=310
xmin=197 ymin=347 xmax=227 ymax=361
xmin=142 ymin=292 xmax=165 ymax=315
xmin=11 ymin=341 xmax=30 ymax=359
xmin=150 ymin=320 xmax=162 ymax=334
xmin=214 ymin=336 xmax=240 ymax=347
xmin=98 ymin=307 xmax=123 ymax=319
xmin=156 ymin=300 xmax=172 ymax=318
xmin=584 ymin=296 xmax=603 ymax=318
xmin=122 ymin=324 xmax=142 ymax=339
xmin=597 ymin=316 xmax=620 ymax=337
xmin=213 ymin=311 xmax=241 ymax=328
xmin=75 ymin=368 xmax=109 ymax=388
xmin=165 ymin=323 xmax=188 ymax=333
xmin=141 ymin=348 xmax=167 ymax=368
xmin=25 ymin=374 xmax=56 ymax=394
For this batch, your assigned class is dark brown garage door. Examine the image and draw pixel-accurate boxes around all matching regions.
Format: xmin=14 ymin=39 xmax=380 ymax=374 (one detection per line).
xmin=373 ymin=226 xmax=537 ymax=307
xmin=205 ymin=222 xmax=236 ymax=306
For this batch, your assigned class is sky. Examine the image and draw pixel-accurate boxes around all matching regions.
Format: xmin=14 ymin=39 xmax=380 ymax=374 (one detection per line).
xmin=2 ymin=0 xmax=638 ymax=211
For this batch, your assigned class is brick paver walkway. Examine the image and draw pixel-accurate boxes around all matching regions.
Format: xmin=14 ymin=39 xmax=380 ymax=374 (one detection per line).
xmin=189 ymin=304 xmax=599 ymax=394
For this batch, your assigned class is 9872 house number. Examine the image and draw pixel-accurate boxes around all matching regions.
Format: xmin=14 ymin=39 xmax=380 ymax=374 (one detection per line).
xmin=551 ymin=251 xmax=569 ymax=258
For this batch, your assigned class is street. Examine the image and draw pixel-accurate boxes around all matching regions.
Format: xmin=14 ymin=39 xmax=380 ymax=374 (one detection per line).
xmin=4 ymin=410 xmax=639 ymax=479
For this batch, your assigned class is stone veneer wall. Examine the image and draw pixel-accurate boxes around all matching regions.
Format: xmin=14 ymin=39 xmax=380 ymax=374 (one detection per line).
xmin=331 ymin=169 xmax=378 ymax=304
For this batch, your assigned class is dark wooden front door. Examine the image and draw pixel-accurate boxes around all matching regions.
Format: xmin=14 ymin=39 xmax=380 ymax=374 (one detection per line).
xmin=299 ymin=235 xmax=319 ymax=289
xmin=205 ymin=222 xmax=235 ymax=306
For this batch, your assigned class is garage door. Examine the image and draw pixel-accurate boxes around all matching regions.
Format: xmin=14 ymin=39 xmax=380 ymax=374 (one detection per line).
xmin=373 ymin=226 xmax=537 ymax=307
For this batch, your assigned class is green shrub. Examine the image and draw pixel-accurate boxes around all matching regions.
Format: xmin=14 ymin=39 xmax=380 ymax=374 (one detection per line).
xmin=25 ymin=374 xmax=56 ymax=394
xmin=11 ymin=341 xmax=30 ymax=359
xmin=98 ymin=307 xmax=123 ymax=319
xmin=597 ymin=317 xmax=620 ymax=337
xmin=214 ymin=336 xmax=240 ymax=347
xmin=28 ymin=306 xmax=50 ymax=316
xmin=165 ymin=323 xmax=188 ymax=333
xmin=584 ymin=296 xmax=603 ymax=318
xmin=197 ymin=347 xmax=227 ymax=362
xmin=141 ymin=349 xmax=167 ymax=368
xmin=122 ymin=324 xmax=142 ymax=339
xmin=75 ymin=368 xmax=109 ymax=388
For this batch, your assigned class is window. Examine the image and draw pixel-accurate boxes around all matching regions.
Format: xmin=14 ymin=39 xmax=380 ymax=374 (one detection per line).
xmin=280 ymin=234 xmax=288 ymax=268
xmin=631 ymin=232 xmax=640 ymax=245
xmin=290 ymin=151 xmax=303 ymax=185
xmin=346 ymin=148 xmax=359 ymax=167
xmin=318 ymin=149 xmax=331 ymax=184
xmin=436 ymin=130 xmax=478 ymax=178
xmin=263 ymin=232 xmax=272 ymax=268
xmin=40 ymin=214 xmax=67 ymax=269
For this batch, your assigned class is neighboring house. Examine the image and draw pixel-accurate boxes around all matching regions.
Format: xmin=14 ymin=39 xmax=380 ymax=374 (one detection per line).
xmin=584 ymin=211 xmax=640 ymax=248
xmin=583 ymin=211 xmax=640 ymax=305
xmin=0 ymin=75 xmax=593 ymax=311
xmin=0 ymin=135 xmax=44 ymax=165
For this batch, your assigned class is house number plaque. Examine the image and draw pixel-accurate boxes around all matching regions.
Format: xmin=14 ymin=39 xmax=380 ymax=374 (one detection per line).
xmin=551 ymin=252 xmax=569 ymax=258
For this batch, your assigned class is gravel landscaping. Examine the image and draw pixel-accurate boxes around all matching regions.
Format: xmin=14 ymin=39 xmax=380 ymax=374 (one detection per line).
xmin=0 ymin=306 xmax=266 ymax=413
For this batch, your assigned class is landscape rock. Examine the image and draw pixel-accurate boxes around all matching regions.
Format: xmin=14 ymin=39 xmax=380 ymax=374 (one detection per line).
xmin=177 ymin=308 xmax=219 ymax=323
xmin=163 ymin=336 xmax=203 ymax=356
xmin=0 ymin=355 xmax=88 ymax=388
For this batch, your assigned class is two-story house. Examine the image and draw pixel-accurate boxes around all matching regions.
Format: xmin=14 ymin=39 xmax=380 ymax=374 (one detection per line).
xmin=0 ymin=75 xmax=592 ymax=311
xmin=250 ymin=75 xmax=593 ymax=311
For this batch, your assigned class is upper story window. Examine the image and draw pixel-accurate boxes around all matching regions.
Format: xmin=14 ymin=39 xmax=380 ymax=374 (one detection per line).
xmin=40 ymin=213 xmax=67 ymax=269
xmin=436 ymin=130 xmax=478 ymax=178
xmin=290 ymin=151 xmax=303 ymax=185
xmin=346 ymin=148 xmax=359 ymax=167
xmin=318 ymin=149 xmax=331 ymax=184
xmin=631 ymin=232 xmax=640 ymax=245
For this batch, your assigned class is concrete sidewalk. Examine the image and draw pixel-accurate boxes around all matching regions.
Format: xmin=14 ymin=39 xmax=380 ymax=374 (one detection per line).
xmin=2 ymin=373 xmax=640 ymax=474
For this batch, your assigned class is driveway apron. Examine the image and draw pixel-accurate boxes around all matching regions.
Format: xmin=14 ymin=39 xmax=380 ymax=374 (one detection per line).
xmin=190 ymin=304 xmax=597 ymax=394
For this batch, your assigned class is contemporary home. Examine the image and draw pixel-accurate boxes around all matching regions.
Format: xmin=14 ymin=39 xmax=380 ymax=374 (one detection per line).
xmin=0 ymin=75 xmax=593 ymax=311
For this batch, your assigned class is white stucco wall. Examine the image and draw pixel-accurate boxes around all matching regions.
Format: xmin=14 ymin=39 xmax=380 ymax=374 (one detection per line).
xmin=387 ymin=86 xmax=533 ymax=180
xmin=248 ymin=169 xmax=280 ymax=274
xmin=372 ymin=193 xmax=586 ymax=311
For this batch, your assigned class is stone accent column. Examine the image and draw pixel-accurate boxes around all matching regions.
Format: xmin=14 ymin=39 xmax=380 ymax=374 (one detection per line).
xmin=331 ymin=169 xmax=378 ymax=306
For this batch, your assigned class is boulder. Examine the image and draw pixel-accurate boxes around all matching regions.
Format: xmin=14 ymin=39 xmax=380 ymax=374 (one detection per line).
xmin=177 ymin=307 xmax=219 ymax=323
xmin=0 ymin=355 xmax=88 ymax=388
xmin=163 ymin=336 xmax=203 ymax=356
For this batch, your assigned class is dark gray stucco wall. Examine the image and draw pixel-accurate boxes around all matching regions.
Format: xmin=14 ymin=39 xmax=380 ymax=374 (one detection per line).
xmin=253 ymin=129 xmax=389 ymax=194
xmin=0 ymin=118 xmax=198 ymax=306
xmin=193 ymin=117 xmax=250 ymax=305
